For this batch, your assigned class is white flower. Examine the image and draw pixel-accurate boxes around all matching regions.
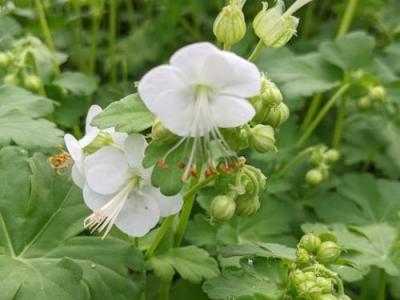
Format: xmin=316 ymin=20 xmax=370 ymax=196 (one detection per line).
xmin=64 ymin=105 xmax=126 ymax=188
xmin=83 ymin=134 xmax=183 ymax=238
xmin=138 ymin=42 xmax=261 ymax=179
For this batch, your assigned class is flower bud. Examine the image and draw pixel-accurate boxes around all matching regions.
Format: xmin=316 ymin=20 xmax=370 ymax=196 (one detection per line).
xmin=323 ymin=149 xmax=340 ymax=162
xmin=299 ymin=234 xmax=321 ymax=253
xmin=210 ymin=195 xmax=236 ymax=221
xmin=317 ymin=295 xmax=338 ymax=300
xmin=338 ymin=295 xmax=352 ymax=300
xmin=242 ymin=165 xmax=267 ymax=193
xmin=357 ymin=96 xmax=372 ymax=109
xmin=248 ymin=124 xmax=276 ymax=153
xmin=368 ymin=86 xmax=386 ymax=103
xmin=213 ymin=1 xmax=246 ymax=47
xmin=315 ymin=277 xmax=333 ymax=294
xmin=264 ymin=102 xmax=290 ymax=127
xmin=23 ymin=74 xmax=42 ymax=91
xmin=151 ymin=119 xmax=175 ymax=142
xmin=297 ymin=281 xmax=321 ymax=297
xmin=317 ymin=241 xmax=341 ymax=264
xmin=253 ymin=1 xmax=299 ymax=48
xmin=296 ymin=247 xmax=311 ymax=264
xmin=235 ymin=195 xmax=260 ymax=216
xmin=252 ymin=76 xmax=283 ymax=123
xmin=3 ymin=73 xmax=20 ymax=85
xmin=0 ymin=52 xmax=10 ymax=68
xmin=290 ymin=270 xmax=307 ymax=285
xmin=84 ymin=131 xmax=114 ymax=154
xmin=304 ymin=272 xmax=316 ymax=281
xmin=305 ymin=168 xmax=323 ymax=185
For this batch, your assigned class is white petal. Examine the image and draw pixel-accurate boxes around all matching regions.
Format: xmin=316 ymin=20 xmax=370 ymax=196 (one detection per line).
xmin=124 ymin=134 xmax=147 ymax=169
xmin=85 ymin=147 xmax=129 ymax=195
xmin=141 ymin=185 xmax=183 ymax=217
xmin=210 ymin=95 xmax=256 ymax=128
xmin=85 ymin=105 xmax=103 ymax=133
xmin=170 ymin=42 xmax=219 ymax=81
xmin=114 ymin=192 xmax=160 ymax=237
xmin=111 ymin=132 xmax=128 ymax=148
xmin=79 ymin=105 xmax=103 ymax=148
xmin=64 ymin=134 xmax=83 ymax=166
xmin=158 ymin=104 xmax=196 ymax=136
xmin=71 ymin=164 xmax=85 ymax=188
xmin=205 ymin=51 xmax=261 ymax=98
xmin=138 ymin=65 xmax=188 ymax=112
xmin=83 ymin=184 xmax=110 ymax=210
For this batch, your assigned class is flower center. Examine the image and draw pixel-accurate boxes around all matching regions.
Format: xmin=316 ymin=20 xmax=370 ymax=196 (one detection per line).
xmin=84 ymin=172 xmax=143 ymax=238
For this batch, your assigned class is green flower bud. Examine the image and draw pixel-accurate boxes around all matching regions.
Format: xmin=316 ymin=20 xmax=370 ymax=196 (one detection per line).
xmin=315 ymin=277 xmax=333 ymax=294
xmin=264 ymin=102 xmax=290 ymax=127
xmin=296 ymin=247 xmax=311 ymax=264
xmin=235 ymin=195 xmax=260 ymax=216
xmin=242 ymin=165 xmax=267 ymax=193
xmin=210 ymin=195 xmax=236 ymax=221
xmin=248 ymin=124 xmax=276 ymax=153
xmin=151 ymin=119 xmax=175 ymax=142
xmin=317 ymin=295 xmax=338 ymax=300
xmin=84 ymin=131 xmax=114 ymax=154
xmin=213 ymin=1 xmax=246 ymax=47
xmin=304 ymin=272 xmax=316 ymax=281
xmin=299 ymin=234 xmax=321 ymax=253
xmin=253 ymin=1 xmax=299 ymax=48
xmin=297 ymin=281 xmax=321 ymax=297
xmin=368 ymin=86 xmax=386 ymax=103
xmin=305 ymin=168 xmax=324 ymax=185
xmin=338 ymin=295 xmax=352 ymax=300
xmin=357 ymin=96 xmax=372 ymax=109
xmin=290 ymin=270 xmax=307 ymax=286
xmin=23 ymin=74 xmax=42 ymax=91
xmin=317 ymin=241 xmax=341 ymax=264
xmin=252 ymin=76 xmax=283 ymax=123
xmin=0 ymin=52 xmax=10 ymax=68
xmin=323 ymin=149 xmax=340 ymax=162
xmin=3 ymin=73 xmax=20 ymax=85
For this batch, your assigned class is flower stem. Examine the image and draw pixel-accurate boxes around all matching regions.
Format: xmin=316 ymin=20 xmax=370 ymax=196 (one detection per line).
xmin=223 ymin=44 xmax=231 ymax=51
xmin=377 ymin=269 xmax=386 ymax=300
xmin=295 ymin=84 xmax=350 ymax=148
xmin=248 ymin=40 xmax=265 ymax=62
xmin=88 ymin=1 xmax=104 ymax=75
xmin=144 ymin=215 xmax=174 ymax=259
xmin=160 ymin=279 xmax=171 ymax=300
xmin=301 ymin=93 xmax=323 ymax=131
xmin=124 ymin=0 xmax=135 ymax=32
xmin=337 ymin=0 xmax=359 ymax=37
xmin=332 ymin=98 xmax=347 ymax=149
xmin=109 ymin=0 xmax=118 ymax=86
xmin=275 ymin=147 xmax=314 ymax=178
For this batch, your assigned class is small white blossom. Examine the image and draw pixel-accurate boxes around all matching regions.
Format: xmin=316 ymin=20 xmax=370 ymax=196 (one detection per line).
xmin=138 ymin=42 xmax=261 ymax=179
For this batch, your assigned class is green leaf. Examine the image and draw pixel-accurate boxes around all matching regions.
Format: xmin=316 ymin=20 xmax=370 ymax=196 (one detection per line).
xmin=312 ymin=173 xmax=400 ymax=226
xmin=220 ymin=243 xmax=296 ymax=261
xmin=319 ymin=31 xmax=375 ymax=71
xmin=0 ymin=147 xmax=145 ymax=299
xmin=203 ymin=257 xmax=287 ymax=300
xmin=303 ymin=223 xmax=399 ymax=276
xmin=92 ymin=94 xmax=155 ymax=133
xmin=53 ymin=71 xmax=98 ymax=96
xmin=147 ymin=246 xmax=219 ymax=283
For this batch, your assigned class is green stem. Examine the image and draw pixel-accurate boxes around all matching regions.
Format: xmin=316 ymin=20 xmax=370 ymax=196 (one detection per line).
xmin=275 ymin=147 xmax=314 ymax=178
xmin=223 ymin=44 xmax=231 ymax=51
xmin=74 ymin=3 xmax=84 ymax=71
xmin=332 ymin=98 xmax=347 ymax=149
xmin=377 ymin=269 xmax=386 ymax=300
xmin=301 ymin=1 xmax=315 ymax=39
xmin=109 ymin=0 xmax=118 ymax=86
xmin=145 ymin=216 xmax=174 ymax=259
xmin=295 ymin=84 xmax=350 ymax=148
xmin=248 ymin=40 xmax=265 ymax=62
xmin=337 ymin=0 xmax=359 ymax=37
xmin=88 ymin=1 xmax=104 ymax=75
xmin=124 ymin=0 xmax=135 ymax=32
xmin=160 ymin=279 xmax=171 ymax=300
xmin=301 ymin=93 xmax=323 ymax=131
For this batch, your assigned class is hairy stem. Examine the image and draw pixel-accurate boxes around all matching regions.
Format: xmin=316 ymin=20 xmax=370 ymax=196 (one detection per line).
xmin=377 ymin=269 xmax=386 ymax=300
xmin=337 ymin=0 xmax=359 ymax=37
xmin=302 ymin=93 xmax=323 ymax=131
xmin=248 ymin=40 xmax=265 ymax=62
xmin=332 ymin=98 xmax=347 ymax=149
xmin=275 ymin=147 xmax=314 ymax=178
xmin=144 ymin=216 xmax=174 ymax=259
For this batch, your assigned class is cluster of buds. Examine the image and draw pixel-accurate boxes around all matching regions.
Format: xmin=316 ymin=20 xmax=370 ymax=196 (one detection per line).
xmin=305 ymin=146 xmax=340 ymax=185
xmin=357 ymin=85 xmax=387 ymax=109
xmin=0 ymin=37 xmax=55 ymax=93
xmin=286 ymin=233 xmax=350 ymax=300
xmin=210 ymin=164 xmax=266 ymax=221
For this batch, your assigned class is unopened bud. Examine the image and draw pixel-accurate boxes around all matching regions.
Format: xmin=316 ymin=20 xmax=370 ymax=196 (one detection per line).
xmin=84 ymin=131 xmax=113 ymax=154
xmin=252 ymin=76 xmax=283 ymax=123
xmin=0 ymin=52 xmax=10 ymax=68
xmin=151 ymin=119 xmax=175 ymax=142
xmin=304 ymin=272 xmax=316 ymax=281
xmin=305 ymin=168 xmax=323 ymax=185
xmin=24 ymin=74 xmax=42 ymax=91
xmin=296 ymin=247 xmax=311 ymax=264
xmin=213 ymin=1 xmax=246 ymax=47
xmin=210 ymin=195 xmax=236 ymax=221
xmin=315 ymin=277 xmax=333 ymax=294
xmin=248 ymin=124 xmax=276 ymax=153
xmin=290 ymin=270 xmax=307 ymax=286
xmin=358 ymin=96 xmax=372 ymax=109
xmin=253 ymin=1 xmax=299 ymax=48
xmin=338 ymin=295 xmax=352 ymax=300
xmin=265 ymin=102 xmax=290 ymax=127
xmin=3 ymin=73 xmax=20 ymax=85
xmin=235 ymin=195 xmax=260 ymax=216
xmin=368 ymin=86 xmax=386 ymax=103
xmin=299 ymin=234 xmax=321 ymax=253
xmin=323 ymin=149 xmax=340 ymax=162
xmin=297 ymin=281 xmax=321 ymax=297
xmin=317 ymin=295 xmax=338 ymax=300
xmin=317 ymin=241 xmax=341 ymax=264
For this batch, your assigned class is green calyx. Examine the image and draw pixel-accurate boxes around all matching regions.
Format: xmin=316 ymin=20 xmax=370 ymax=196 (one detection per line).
xmin=248 ymin=124 xmax=276 ymax=153
xmin=317 ymin=241 xmax=342 ymax=264
xmin=84 ymin=131 xmax=114 ymax=154
xmin=210 ymin=194 xmax=237 ymax=221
